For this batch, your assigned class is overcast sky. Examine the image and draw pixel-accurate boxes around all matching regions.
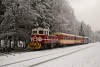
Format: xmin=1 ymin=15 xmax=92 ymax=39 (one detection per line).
xmin=67 ymin=0 xmax=100 ymax=31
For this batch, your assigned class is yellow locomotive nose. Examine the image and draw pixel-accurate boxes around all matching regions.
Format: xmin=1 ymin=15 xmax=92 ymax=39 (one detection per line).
xmin=28 ymin=42 xmax=41 ymax=50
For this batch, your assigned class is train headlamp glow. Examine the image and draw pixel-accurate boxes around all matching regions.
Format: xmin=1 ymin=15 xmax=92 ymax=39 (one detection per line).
xmin=38 ymin=37 xmax=42 ymax=41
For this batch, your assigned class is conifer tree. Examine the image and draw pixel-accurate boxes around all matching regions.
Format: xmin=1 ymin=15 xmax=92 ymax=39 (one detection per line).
xmin=79 ymin=21 xmax=84 ymax=37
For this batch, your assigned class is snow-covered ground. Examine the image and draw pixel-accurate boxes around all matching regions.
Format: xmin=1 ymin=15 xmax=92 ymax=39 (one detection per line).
xmin=0 ymin=42 xmax=100 ymax=67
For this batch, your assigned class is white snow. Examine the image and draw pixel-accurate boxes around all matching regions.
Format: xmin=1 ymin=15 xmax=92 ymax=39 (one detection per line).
xmin=0 ymin=42 xmax=100 ymax=67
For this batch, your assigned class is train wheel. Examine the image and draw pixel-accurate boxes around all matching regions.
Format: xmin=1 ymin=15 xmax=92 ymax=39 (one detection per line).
xmin=39 ymin=44 xmax=44 ymax=49
xmin=47 ymin=44 xmax=51 ymax=49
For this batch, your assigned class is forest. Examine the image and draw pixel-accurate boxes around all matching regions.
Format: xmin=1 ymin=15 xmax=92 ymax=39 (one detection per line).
xmin=0 ymin=0 xmax=100 ymax=50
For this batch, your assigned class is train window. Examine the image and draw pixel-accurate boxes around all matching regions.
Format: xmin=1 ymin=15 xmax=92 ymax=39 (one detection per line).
xmin=32 ymin=31 xmax=37 ymax=34
xmin=72 ymin=37 xmax=73 ymax=40
xmin=77 ymin=37 xmax=79 ymax=40
xmin=49 ymin=32 xmax=50 ymax=35
xmin=64 ymin=36 xmax=65 ymax=39
xmin=67 ymin=36 xmax=69 ymax=40
xmin=69 ymin=37 xmax=71 ymax=40
xmin=73 ymin=37 xmax=74 ymax=40
xmin=70 ymin=37 xmax=72 ymax=40
xmin=64 ymin=36 xmax=66 ymax=40
xmin=65 ymin=36 xmax=66 ymax=40
xmin=39 ymin=30 xmax=43 ymax=34
xmin=63 ymin=36 xmax=65 ymax=39
xmin=65 ymin=36 xmax=67 ymax=40
xmin=66 ymin=36 xmax=68 ymax=40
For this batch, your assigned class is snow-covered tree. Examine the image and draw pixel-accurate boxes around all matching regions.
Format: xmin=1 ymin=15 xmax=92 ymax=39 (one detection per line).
xmin=30 ymin=0 xmax=51 ymax=29
xmin=79 ymin=21 xmax=84 ymax=36
xmin=0 ymin=0 xmax=98 ymax=50
xmin=94 ymin=31 xmax=100 ymax=42
xmin=0 ymin=0 xmax=6 ymax=32
xmin=0 ymin=0 xmax=33 ymax=49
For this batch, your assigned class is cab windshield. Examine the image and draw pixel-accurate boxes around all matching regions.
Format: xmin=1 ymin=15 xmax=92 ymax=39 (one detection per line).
xmin=32 ymin=31 xmax=37 ymax=34
xmin=39 ymin=30 xmax=43 ymax=34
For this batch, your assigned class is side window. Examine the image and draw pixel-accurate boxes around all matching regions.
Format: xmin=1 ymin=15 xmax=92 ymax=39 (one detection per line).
xmin=39 ymin=30 xmax=43 ymax=34
xmin=63 ymin=36 xmax=65 ymax=39
xmin=69 ymin=36 xmax=71 ymax=40
xmin=32 ymin=31 xmax=37 ymax=34
xmin=49 ymin=31 xmax=51 ymax=35
xmin=67 ymin=36 xmax=70 ymax=40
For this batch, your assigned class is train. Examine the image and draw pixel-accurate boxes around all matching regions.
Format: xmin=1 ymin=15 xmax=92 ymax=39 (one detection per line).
xmin=28 ymin=27 xmax=89 ymax=50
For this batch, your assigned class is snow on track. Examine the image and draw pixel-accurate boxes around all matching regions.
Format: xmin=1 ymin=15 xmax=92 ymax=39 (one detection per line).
xmin=0 ymin=43 xmax=98 ymax=67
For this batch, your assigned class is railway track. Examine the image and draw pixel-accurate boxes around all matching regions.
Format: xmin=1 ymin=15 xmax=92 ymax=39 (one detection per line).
xmin=28 ymin=45 xmax=94 ymax=67
xmin=0 ymin=44 xmax=95 ymax=67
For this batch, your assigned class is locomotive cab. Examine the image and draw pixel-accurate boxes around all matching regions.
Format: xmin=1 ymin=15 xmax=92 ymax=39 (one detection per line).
xmin=32 ymin=27 xmax=50 ymax=35
xmin=28 ymin=27 xmax=50 ymax=50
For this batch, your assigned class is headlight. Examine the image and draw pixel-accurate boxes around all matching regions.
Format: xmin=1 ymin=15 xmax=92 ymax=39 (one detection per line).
xmin=38 ymin=37 xmax=42 ymax=41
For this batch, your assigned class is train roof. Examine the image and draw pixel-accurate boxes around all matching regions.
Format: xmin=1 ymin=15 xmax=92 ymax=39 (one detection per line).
xmin=75 ymin=35 xmax=83 ymax=38
xmin=83 ymin=37 xmax=88 ymax=39
xmin=53 ymin=32 xmax=75 ymax=37
xmin=53 ymin=32 xmax=85 ymax=38
xmin=32 ymin=27 xmax=49 ymax=31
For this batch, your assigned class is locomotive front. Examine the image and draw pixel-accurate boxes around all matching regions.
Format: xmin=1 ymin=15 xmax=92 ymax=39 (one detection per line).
xmin=28 ymin=28 xmax=50 ymax=50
